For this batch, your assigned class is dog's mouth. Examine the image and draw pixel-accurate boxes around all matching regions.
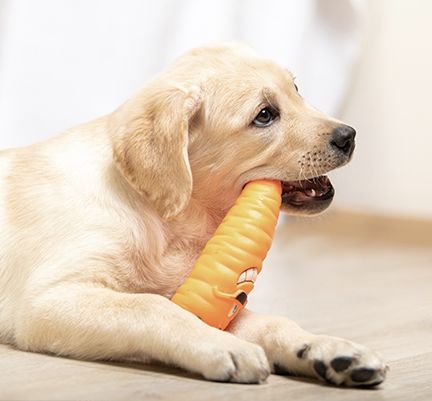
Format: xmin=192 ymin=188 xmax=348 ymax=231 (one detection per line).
xmin=237 ymin=267 xmax=258 ymax=284
xmin=281 ymin=175 xmax=334 ymax=209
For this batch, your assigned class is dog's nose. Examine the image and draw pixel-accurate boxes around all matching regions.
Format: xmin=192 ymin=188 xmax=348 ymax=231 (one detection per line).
xmin=330 ymin=125 xmax=356 ymax=156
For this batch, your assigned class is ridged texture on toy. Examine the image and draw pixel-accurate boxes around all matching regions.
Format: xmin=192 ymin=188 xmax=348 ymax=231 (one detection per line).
xmin=171 ymin=180 xmax=282 ymax=329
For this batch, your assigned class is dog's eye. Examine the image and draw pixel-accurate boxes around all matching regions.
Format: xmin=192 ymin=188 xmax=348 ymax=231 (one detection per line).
xmin=253 ymin=107 xmax=278 ymax=127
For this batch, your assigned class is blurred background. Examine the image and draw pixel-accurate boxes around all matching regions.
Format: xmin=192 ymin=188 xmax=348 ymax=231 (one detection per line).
xmin=1 ymin=1 xmax=432 ymax=397
xmin=1 ymin=0 xmax=431 ymax=218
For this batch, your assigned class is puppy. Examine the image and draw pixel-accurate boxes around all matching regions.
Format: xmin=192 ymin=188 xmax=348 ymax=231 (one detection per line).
xmin=0 ymin=43 xmax=387 ymax=386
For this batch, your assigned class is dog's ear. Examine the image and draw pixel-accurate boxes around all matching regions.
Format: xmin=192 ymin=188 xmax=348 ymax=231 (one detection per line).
xmin=112 ymin=80 xmax=202 ymax=219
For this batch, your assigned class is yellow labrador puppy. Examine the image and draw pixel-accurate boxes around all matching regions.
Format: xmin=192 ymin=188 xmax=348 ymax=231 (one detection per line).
xmin=0 ymin=43 xmax=387 ymax=386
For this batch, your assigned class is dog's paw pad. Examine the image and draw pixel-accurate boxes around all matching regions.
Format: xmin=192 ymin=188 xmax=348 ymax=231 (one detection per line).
xmin=313 ymin=360 xmax=328 ymax=381
xmin=350 ymin=367 xmax=376 ymax=383
xmin=305 ymin=336 xmax=388 ymax=387
xmin=296 ymin=344 xmax=311 ymax=359
xmin=330 ymin=356 xmax=353 ymax=372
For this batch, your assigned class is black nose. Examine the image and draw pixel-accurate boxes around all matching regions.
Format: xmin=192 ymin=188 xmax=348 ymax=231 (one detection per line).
xmin=330 ymin=125 xmax=356 ymax=156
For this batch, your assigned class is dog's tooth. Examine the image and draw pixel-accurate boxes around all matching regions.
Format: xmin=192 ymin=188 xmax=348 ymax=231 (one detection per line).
xmin=252 ymin=268 xmax=258 ymax=282
xmin=246 ymin=268 xmax=254 ymax=281
xmin=306 ymin=189 xmax=316 ymax=197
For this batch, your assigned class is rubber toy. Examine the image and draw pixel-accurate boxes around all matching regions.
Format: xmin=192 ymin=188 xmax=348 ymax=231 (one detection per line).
xmin=171 ymin=180 xmax=282 ymax=330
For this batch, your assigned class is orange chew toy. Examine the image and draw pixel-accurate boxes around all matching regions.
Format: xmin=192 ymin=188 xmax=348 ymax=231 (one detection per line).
xmin=171 ymin=180 xmax=282 ymax=330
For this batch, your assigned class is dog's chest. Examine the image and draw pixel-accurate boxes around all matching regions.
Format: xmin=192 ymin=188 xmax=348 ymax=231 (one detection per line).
xmin=120 ymin=208 xmax=221 ymax=298
xmin=127 ymin=237 xmax=208 ymax=298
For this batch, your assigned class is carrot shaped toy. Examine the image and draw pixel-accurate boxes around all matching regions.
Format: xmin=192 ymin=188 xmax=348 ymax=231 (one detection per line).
xmin=171 ymin=180 xmax=282 ymax=330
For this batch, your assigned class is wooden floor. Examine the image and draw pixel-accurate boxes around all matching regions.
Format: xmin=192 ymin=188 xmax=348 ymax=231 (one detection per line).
xmin=1 ymin=210 xmax=432 ymax=401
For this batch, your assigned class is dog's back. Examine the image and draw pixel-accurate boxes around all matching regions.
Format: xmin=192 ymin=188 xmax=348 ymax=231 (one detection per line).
xmin=0 ymin=148 xmax=21 ymax=343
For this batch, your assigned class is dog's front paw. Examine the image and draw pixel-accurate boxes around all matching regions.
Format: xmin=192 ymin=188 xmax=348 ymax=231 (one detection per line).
xmin=275 ymin=335 xmax=388 ymax=387
xmin=200 ymin=339 xmax=270 ymax=384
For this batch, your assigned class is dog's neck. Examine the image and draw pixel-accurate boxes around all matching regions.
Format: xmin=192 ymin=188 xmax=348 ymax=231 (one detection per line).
xmin=167 ymin=197 xmax=226 ymax=244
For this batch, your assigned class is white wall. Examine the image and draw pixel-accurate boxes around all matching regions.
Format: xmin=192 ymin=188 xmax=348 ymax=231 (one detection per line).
xmin=332 ymin=0 xmax=432 ymax=218
xmin=0 ymin=0 xmax=360 ymax=149
xmin=1 ymin=0 xmax=430 ymax=218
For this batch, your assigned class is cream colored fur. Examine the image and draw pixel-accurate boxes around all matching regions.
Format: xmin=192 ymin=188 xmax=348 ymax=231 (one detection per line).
xmin=0 ymin=43 xmax=387 ymax=385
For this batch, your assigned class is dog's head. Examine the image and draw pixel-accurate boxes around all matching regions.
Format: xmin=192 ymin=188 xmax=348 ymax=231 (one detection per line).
xmin=112 ymin=43 xmax=355 ymax=219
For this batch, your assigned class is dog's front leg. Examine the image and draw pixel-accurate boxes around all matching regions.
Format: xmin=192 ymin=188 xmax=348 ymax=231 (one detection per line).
xmin=227 ymin=309 xmax=388 ymax=386
xmin=15 ymin=286 xmax=269 ymax=383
